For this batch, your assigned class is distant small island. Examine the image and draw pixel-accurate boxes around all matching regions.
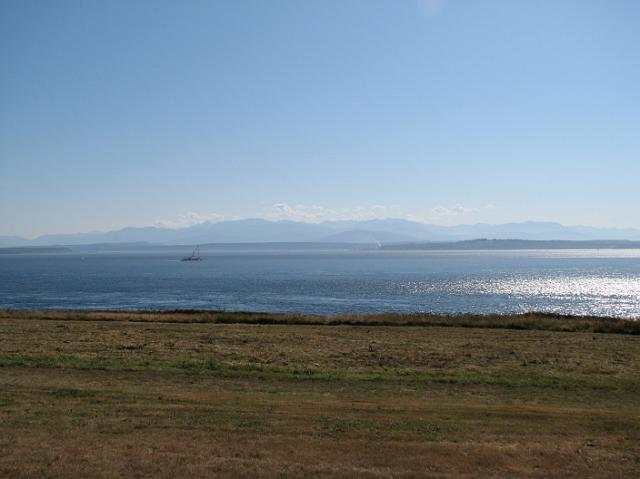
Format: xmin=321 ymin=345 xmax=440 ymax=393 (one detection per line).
xmin=380 ymin=238 xmax=640 ymax=250
xmin=0 ymin=246 xmax=72 ymax=255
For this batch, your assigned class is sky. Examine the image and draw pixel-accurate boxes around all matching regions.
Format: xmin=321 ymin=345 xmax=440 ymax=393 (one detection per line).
xmin=1 ymin=0 xmax=639 ymax=238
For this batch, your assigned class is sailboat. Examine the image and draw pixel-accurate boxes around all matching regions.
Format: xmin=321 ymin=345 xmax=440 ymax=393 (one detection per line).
xmin=181 ymin=245 xmax=202 ymax=261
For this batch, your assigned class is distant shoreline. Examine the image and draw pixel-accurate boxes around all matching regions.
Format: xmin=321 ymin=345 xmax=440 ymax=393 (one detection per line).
xmin=380 ymin=238 xmax=640 ymax=250
xmin=0 ymin=246 xmax=72 ymax=254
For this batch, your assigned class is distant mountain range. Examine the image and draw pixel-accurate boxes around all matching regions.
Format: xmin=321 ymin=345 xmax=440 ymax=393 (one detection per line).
xmin=2 ymin=219 xmax=640 ymax=247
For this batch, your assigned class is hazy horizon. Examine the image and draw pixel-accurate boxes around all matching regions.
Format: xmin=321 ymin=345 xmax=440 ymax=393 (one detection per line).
xmin=5 ymin=215 xmax=640 ymax=245
xmin=7 ymin=210 xmax=640 ymax=240
xmin=1 ymin=216 xmax=639 ymax=241
xmin=2 ymin=1 xmax=639 ymax=237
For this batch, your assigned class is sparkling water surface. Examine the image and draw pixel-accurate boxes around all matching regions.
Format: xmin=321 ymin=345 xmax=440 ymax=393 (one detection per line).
xmin=1 ymin=249 xmax=639 ymax=318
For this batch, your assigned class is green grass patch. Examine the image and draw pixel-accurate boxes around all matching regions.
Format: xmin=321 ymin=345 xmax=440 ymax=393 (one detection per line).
xmin=1 ymin=352 xmax=638 ymax=393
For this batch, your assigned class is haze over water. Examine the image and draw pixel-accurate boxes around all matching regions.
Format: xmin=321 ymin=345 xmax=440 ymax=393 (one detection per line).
xmin=2 ymin=249 xmax=639 ymax=318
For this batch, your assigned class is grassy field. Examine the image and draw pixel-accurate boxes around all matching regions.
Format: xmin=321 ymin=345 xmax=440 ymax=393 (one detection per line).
xmin=1 ymin=310 xmax=639 ymax=478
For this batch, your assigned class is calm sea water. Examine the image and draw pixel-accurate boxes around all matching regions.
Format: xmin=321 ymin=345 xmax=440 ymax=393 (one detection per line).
xmin=1 ymin=249 xmax=640 ymax=318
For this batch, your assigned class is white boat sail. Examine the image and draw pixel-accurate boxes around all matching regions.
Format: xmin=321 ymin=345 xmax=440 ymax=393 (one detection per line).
xmin=181 ymin=245 xmax=202 ymax=261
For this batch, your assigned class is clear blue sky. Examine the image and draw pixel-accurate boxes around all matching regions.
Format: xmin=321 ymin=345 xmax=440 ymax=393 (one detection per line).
xmin=1 ymin=0 xmax=639 ymax=237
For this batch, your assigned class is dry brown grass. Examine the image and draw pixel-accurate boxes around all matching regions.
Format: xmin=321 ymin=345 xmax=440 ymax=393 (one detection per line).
xmin=1 ymin=311 xmax=639 ymax=478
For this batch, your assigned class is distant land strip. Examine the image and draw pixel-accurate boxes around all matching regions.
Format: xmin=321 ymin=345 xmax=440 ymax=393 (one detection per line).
xmin=2 ymin=310 xmax=638 ymax=335
xmin=380 ymin=239 xmax=640 ymax=250
xmin=0 ymin=246 xmax=72 ymax=254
